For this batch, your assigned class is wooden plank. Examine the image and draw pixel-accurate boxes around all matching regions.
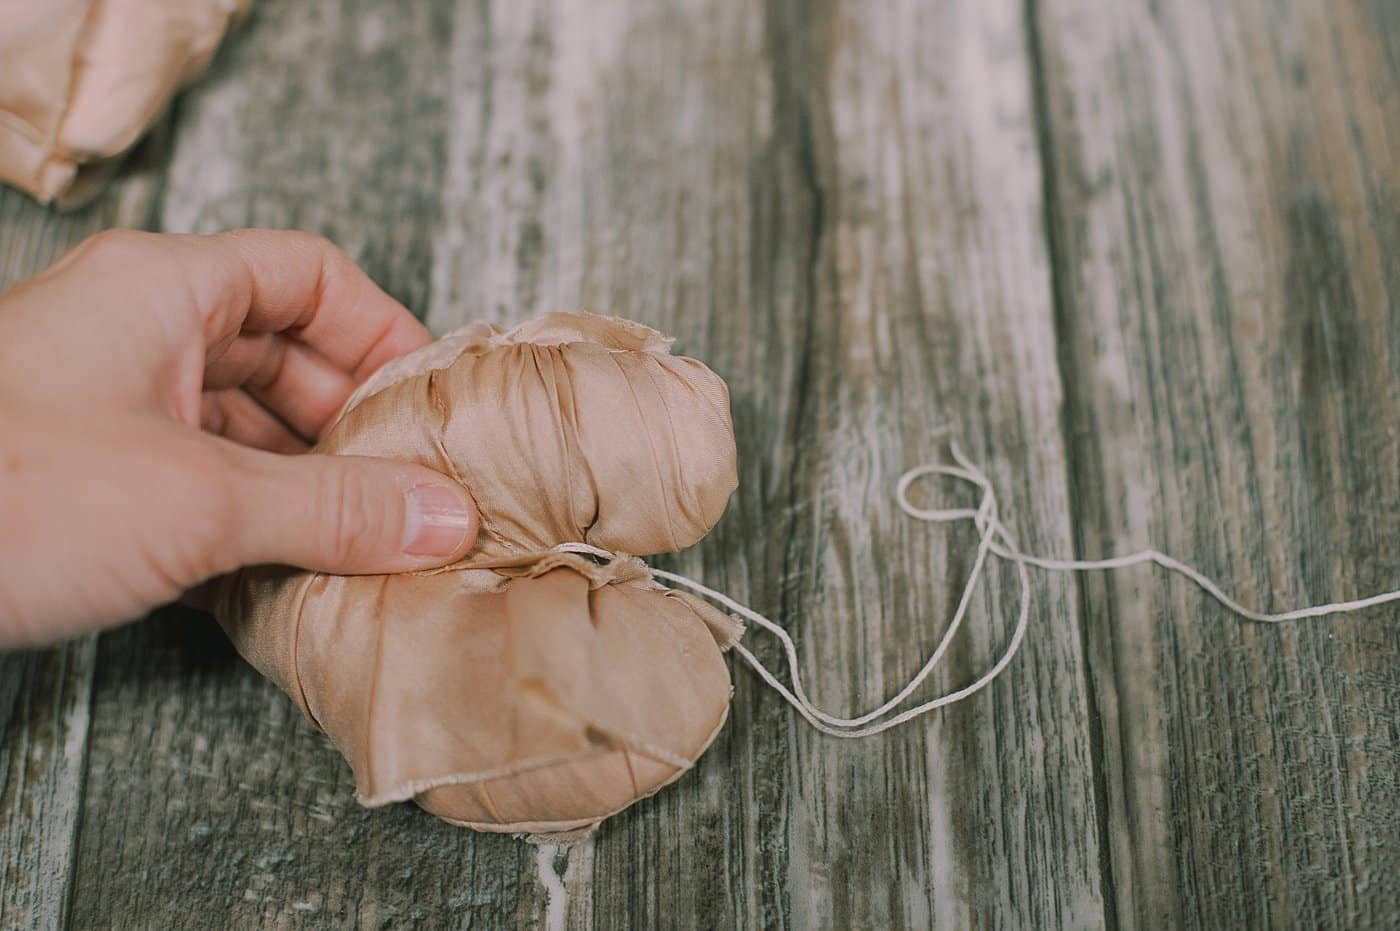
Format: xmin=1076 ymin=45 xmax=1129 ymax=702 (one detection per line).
xmin=1031 ymin=0 xmax=1400 ymax=926
xmin=0 ymin=642 xmax=94 ymax=931
xmin=64 ymin=3 xmax=545 ymax=929
xmin=433 ymin=0 xmax=1105 ymax=926
xmin=0 ymin=135 xmax=168 ymax=931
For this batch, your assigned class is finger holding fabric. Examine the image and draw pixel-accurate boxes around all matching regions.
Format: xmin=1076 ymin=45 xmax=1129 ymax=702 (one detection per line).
xmin=0 ymin=229 xmax=477 ymax=646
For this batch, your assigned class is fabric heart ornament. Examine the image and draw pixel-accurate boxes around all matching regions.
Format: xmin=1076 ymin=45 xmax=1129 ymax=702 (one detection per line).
xmin=215 ymin=312 xmax=741 ymax=839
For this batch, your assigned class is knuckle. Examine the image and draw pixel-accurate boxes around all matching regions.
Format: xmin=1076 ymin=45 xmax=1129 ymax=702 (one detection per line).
xmin=142 ymin=439 xmax=243 ymax=586
xmin=289 ymin=231 xmax=345 ymax=272
xmin=66 ymin=230 xmax=187 ymax=304
xmin=319 ymin=466 xmax=385 ymax=568
xmin=301 ymin=231 xmax=339 ymax=254
xmin=185 ymin=447 xmax=246 ymax=578
xmin=307 ymin=234 xmax=356 ymax=283
xmin=72 ymin=228 xmax=160 ymax=268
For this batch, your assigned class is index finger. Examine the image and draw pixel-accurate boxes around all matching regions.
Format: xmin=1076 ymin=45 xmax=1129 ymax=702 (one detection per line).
xmin=168 ymin=229 xmax=433 ymax=380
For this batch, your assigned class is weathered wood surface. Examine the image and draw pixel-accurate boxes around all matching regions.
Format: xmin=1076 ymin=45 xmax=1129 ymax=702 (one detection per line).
xmin=1032 ymin=0 xmax=1400 ymax=926
xmin=0 ymin=0 xmax=1395 ymax=928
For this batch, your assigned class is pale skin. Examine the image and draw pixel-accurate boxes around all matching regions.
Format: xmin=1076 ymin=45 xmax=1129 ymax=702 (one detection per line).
xmin=0 ymin=229 xmax=480 ymax=647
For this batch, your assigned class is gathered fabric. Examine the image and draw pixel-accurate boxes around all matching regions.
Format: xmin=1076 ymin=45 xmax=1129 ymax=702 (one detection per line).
xmin=0 ymin=0 xmax=251 ymax=206
xmin=215 ymin=313 xmax=741 ymax=839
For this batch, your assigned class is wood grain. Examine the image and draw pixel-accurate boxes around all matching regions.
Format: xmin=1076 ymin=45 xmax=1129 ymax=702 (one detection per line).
xmin=1 ymin=0 xmax=1395 ymax=927
xmin=1031 ymin=0 xmax=1400 ymax=926
xmin=434 ymin=0 xmax=1105 ymax=926
xmin=0 ymin=134 xmax=169 ymax=931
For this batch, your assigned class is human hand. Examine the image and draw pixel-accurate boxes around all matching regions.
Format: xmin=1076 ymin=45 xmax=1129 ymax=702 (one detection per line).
xmin=0 ymin=229 xmax=479 ymax=646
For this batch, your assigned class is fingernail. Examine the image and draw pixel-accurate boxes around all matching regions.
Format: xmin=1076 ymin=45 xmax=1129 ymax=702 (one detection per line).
xmin=403 ymin=484 xmax=477 ymax=557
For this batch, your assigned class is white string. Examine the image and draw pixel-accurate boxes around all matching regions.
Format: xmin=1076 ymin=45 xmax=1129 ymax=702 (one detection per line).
xmin=555 ymin=439 xmax=1400 ymax=738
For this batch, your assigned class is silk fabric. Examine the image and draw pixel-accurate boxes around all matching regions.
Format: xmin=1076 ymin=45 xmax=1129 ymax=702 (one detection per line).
xmin=216 ymin=313 xmax=741 ymax=837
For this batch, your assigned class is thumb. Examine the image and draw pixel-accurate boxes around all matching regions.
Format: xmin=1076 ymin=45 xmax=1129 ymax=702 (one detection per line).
xmin=227 ymin=447 xmax=479 ymax=574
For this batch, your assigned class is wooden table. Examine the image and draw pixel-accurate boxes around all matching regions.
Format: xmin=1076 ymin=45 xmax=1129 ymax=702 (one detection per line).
xmin=2 ymin=1 xmax=1396 ymax=928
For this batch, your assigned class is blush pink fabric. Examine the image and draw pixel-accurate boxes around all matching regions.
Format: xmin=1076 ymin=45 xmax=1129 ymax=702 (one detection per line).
xmin=0 ymin=0 xmax=251 ymax=205
xmin=216 ymin=313 xmax=742 ymax=838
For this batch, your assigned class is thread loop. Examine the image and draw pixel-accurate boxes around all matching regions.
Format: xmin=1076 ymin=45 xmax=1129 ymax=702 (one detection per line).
xmin=553 ymin=439 xmax=1400 ymax=738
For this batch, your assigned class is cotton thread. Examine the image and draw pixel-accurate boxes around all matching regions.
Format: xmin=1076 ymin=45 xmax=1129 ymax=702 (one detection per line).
xmin=556 ymin=439 xmax=1400 ymax=738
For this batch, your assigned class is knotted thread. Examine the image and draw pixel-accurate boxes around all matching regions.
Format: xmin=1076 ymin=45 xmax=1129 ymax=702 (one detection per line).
xmin=558 ymin=438 xmax=1400 ymax=739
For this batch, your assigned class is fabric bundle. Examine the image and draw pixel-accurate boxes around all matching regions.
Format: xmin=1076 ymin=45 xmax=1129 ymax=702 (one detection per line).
xmin=0 ymin=0 xmax=251 ymax=206
xmin=215 ymin=313 xmax=741 ymax=839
